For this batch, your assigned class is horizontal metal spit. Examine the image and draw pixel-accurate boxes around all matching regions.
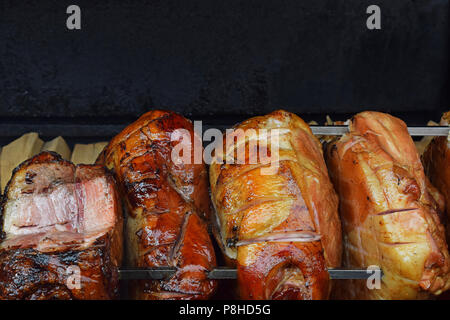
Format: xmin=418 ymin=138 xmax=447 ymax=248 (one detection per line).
xmin=119 ymin=268 xmax=382 ymax=280
xmin=310 ymin=126 xmax=450 ymax=136
xmin=0 ymin=124 xmax=448 ymax=140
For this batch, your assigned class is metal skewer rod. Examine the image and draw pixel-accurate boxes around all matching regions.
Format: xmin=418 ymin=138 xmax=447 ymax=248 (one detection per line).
xmin=310 ymin=126 xmax=449 ymax=136
xmin=0 ymin=123 xmax=447 ymax=138
xmin=119 ymin=267 xmax=382 ymax=280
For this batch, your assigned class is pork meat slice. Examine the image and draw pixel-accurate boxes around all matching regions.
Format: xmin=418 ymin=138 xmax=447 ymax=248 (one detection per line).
xmin=0 ymin=152 xmax=122 ymax=299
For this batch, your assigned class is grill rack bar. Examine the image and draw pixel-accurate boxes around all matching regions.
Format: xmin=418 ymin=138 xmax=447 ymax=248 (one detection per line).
xmin=0 ymin=124 xmax=448 ymax=140
xmin=119 ymin=268 xmax=382 ymax=280
xmin=310 ymin=126 xmax=449 ymax=136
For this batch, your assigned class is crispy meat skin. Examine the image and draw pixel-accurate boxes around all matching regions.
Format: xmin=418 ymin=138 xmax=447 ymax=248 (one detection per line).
xmin=0 ymin=237 xmax=119 ymax=299
xmin=99 ymin=110 xmax=217 ymax=300
xmin=326 ymin=111 xmax=450 ymax=299
xmin=423 ymin=112 xmax=450 ymax=240
xmin=0 ymin=152 xmax=122 ymax=299
xmin=209 ymin=110 xmax=342 ymax=299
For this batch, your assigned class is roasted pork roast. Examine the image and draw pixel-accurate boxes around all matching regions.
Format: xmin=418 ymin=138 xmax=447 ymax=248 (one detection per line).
xmin=325 ymin=111 xmax=450 ymax=299
xmin=209 ymin=110 xmax=342 ymax=299
xmin=423 ymin=112 xmax=450 ymax=240
xmin=0 ymin=152 xmax=123 ymax=299
xmin=98 ymin=110 xmax=217 ymax=300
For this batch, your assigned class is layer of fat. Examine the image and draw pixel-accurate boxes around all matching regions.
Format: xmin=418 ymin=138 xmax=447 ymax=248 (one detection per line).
xmin=2 ymin=175 xmax=116 ymax=251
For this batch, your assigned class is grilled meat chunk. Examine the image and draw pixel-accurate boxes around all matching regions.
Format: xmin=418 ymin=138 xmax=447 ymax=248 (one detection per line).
xmin=325 ymin=111 xmax=450 ymax=299
xmin=0 ymin=152 xmax=122 ymax=299
xmin=423 ymin=112 xmax=450 ymax=240
xmin=98 ymin=110 xmax=217 ymax=300
xmin=209 ymin=110 xmax=342 ymax=300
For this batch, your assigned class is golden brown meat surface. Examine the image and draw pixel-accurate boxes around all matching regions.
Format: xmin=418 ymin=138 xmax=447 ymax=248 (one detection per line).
xmin=423 ymin=112 xmax=450 ymax=240
xmin=99 ymin=110 xmax=217 ymax=300
xmin=0 ymin=152 xmax=123 ymax=299
xmin=325 ymin=111 xmax=450 ymax=299
xmin=209 ymin=110 xmax=342 ymax=300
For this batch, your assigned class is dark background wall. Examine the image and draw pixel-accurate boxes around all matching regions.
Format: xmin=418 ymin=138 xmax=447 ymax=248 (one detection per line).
xmin=0 ymin=0 xmax=448 ymax=131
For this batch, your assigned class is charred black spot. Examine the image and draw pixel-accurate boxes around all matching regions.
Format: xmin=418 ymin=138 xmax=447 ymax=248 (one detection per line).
xmin=226 ymin=237 xmax=238 ymax=247
xmin=25 ymin=172 xmax=37 ymax=184
xmin=51 ymin=178 xmax=63 ymax=187
xmin=135 ymin=228 xmax=143 ymax=239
